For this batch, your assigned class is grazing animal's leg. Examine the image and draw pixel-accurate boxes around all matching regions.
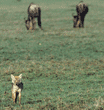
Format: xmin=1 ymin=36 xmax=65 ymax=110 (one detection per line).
xmin=81 ymin=19 xmax=84 ymax=27
xmin=29 ymin=17 xmax=33 ymax=30
xmin=33 ymin=17 xmax=36 ymax=30
xmin=76 ymin=16 xmax=81 ymax=27
xmin=37 ymin=8 xmax=42 ymax=29
xmin=76 ymin=20 xmax=80 ymax=27
xmin=37 ymin=16 xmax=41 ymax=28
xmin=81 ymin=16 xmax=85 ymax=27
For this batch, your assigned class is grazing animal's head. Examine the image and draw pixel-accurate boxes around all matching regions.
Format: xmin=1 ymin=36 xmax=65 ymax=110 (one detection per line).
xmin=24 ymin=18 xmax=33 ymax=30
xmin=72 ymin=14 xmax=80 ymax=28
xmin=25 ymin=19 xmax=30 ymax=30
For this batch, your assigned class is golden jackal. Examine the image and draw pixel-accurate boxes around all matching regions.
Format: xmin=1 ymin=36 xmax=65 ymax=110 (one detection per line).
xmin=11 ymin=74 xmax=23 ymax=105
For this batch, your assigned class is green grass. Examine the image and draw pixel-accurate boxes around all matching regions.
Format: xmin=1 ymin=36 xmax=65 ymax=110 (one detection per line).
xmin=0 ymin=0 xmax=104 ymax=109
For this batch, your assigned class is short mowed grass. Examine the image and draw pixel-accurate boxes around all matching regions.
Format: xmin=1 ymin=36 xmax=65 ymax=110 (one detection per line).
xmin=0 ymin=0 xmax=104 ymax=109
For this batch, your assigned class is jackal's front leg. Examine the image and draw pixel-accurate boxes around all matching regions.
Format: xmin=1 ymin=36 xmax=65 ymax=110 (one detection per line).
xmin=19 ymin=92 xmax=21 ymax=105
xmin=12 ymin=92 xmax=16 ymax=104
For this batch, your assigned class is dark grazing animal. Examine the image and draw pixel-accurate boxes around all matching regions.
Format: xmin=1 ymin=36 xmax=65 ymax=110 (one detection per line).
xmin=24 ymin=3 xmax=43 ymax=30
xmin=72 ymin=1 xmax=88 ymax=28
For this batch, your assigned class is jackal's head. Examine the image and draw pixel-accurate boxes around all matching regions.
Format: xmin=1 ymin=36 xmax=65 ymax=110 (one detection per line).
xmin=11 ymin=74 xmax=22 ymax=85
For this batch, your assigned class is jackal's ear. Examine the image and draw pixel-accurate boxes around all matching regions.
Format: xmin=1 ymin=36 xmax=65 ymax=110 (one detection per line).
xmin=11 ymin=74 xmax=15 ymax=83
xmin=11 ymin=74 xmax=15 ymax=79
xmin=19 ymin=74 xmax=22 ymax=79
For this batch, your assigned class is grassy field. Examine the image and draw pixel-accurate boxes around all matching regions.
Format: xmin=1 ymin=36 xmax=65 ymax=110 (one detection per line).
xmin=0 ymin=0 xmax=104 ymax=109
